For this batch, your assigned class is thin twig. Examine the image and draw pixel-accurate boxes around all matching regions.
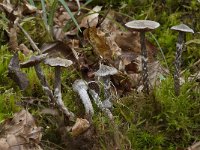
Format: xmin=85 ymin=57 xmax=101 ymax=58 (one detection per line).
xmin=17 ymin=23 xmax=41 ymax=53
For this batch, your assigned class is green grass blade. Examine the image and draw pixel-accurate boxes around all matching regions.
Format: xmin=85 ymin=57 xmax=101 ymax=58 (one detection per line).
xmin=48 ymin=0 xmax=58 ymax=34
xmin=40 ymin=0 xmax=49 ymax=32
xmin=58 ymin=0 xmax=81 ymax=32
xmin=28 ymin=0 xmax=35 ymax=6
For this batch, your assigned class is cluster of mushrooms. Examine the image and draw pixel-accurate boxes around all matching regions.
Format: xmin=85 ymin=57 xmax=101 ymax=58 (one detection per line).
xmin=125 ymin=20 xmax=194 ymax=96
xmin=9 ymin=20 xmax=194 ymax=123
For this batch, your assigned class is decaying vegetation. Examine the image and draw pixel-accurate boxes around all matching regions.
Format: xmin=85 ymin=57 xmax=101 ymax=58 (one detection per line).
xmin=0 ymin=0 xmax=199 ymax=149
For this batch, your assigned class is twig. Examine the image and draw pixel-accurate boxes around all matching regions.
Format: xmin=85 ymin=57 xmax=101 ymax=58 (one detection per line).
xmin=17 ymin=23 xmax=41 ymax=53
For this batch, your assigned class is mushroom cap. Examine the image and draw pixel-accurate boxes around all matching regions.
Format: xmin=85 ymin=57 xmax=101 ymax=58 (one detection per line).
xmin=44 ymin=57 xmax=73 ymax=67
xmin=72 ymin=79 xmax=88 ymax=92
xmin=125 ymin=20 xmax=160 ymax=31
xmin=20 ymin=53 xmax=48 ymax=68
xmin=94 ymin=64 xmax=118 ymax=77
xmin=171 ymin=24 xmax=194 ymax=33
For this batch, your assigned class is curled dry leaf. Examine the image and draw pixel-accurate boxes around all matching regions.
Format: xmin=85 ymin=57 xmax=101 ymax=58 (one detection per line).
xmin=0 ymin=109 xmax=42 ymax=150
xmin=80 ymin=6 xmax=102 ymax=28
xmin=83 ymin=26 xmax=112 ymax=62
xmin=71 ymin=118 xmax=90 ymax=137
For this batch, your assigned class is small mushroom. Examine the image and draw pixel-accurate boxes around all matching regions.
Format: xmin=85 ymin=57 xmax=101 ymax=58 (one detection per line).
xmin=44 ymin=57 xmax=74 ymax=120
xmin=8 ymin=53 xmax=29 ymax=90
xmin=72 ymin=79 xmax=94 ymax=117
xmin=20 ymin=53 xmax=48 ymax=68
xmin=94 ymin=64 xmax=118 ymax=108
xmin=171 ymin=24 xmax=194 ymax=96
xmin=125 ymin=20 xmax=160 ymax=94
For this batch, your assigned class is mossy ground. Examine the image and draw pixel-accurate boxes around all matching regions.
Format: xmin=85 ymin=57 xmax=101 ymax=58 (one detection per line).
xmin=0 ymin=0 xmax=200 ymax=149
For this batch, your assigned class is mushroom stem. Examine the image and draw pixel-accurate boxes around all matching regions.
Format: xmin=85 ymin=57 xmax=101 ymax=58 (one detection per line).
xmin=89 ymin=89 xmax=113 ymax=120
xmin=34 ymin=64 xmax=55 ymax=102
xmin=102 ymin=76 xmax=112 ymax=107
xmin=73 ymin=80 xmax=94 ymax=117
xmin=34 ymin=64 xmax=74 ymax=120
xmin=174 ymin=32 xmax=185 ymax=96
xmin=54 ymin=67 xmax=74 ymax=120
xmin=79 ymin=89 xmax=94 ymax=116
xmin=140 ymin=31 xmax=149 ymax=94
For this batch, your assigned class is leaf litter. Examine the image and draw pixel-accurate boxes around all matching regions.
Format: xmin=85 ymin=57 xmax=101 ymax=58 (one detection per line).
xmin=1 ymin=0 xmax=199 ymax=149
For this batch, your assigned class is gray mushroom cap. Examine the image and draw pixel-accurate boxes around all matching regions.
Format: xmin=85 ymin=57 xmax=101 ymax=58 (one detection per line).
xmin=44 ymin=57 xmax=73 ymax=67
xmin=125 ymin=20 xmax=160 ymax=31
xmin=171 ymin=24 xmax=194 ymax=33
xmin=20 ymin=53 xmax=48 ymax=68
xmin=94 ymin=64 xmax=118 ymax=77
xmin=72 ymin=79 xmax=88 ymax=92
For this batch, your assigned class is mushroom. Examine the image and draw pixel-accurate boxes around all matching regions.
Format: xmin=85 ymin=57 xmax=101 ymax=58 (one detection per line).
xmin=8 ymin=53 xmax=29 ymax=90
xmin=72 ymin=79 xmax=94 ymax=117
xmin=171 ymin=24 xmax=194 ymax=96
xmin=125 ymin=20 xmax=160 ymax=94
xmin=44 ymin=57 xmax=74 ymax=120
xmin=94 ymin=64 xmax=118 ymax=108
xmin=20 ymin=53 xmax=48 ymax=68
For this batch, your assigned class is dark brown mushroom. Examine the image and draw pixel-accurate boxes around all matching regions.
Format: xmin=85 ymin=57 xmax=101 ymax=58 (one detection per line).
xmin=171 ymin=23 xmax=194 ymax=96
xmin=44 ymin=57 xmax=74 ymax=120
xmin=125 ymin=20 xmax=160 ymax=94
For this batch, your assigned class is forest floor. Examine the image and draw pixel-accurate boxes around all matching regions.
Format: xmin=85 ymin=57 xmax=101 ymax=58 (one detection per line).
xmin=0 ymin=0 xmax=200 ymax=149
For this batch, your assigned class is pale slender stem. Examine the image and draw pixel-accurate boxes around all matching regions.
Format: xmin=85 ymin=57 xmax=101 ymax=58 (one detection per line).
xmin=54 ymin=67 xmax=74 ymax=120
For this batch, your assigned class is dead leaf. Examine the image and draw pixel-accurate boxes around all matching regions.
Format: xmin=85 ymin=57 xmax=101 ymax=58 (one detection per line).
xmin=80 ymin=6 xmax=102 ymax=28
xmin=187 ymin=141 xmax=200 ymax=150
xmin=0 ymin=109 xmax=43 ymax=150
xmin=71 ymin=118 xmax=90 ymax=137
xmin=19 ymin=44 xmax=32 ymax=56
xmin=83 ymin=26 xmax=112 ymax=61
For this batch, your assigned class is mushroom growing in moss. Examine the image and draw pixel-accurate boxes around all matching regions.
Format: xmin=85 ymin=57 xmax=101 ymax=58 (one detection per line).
xmin=44 ymin=57 xmax=74 ymax=120
xmin=171 ymin=23 xmax=194 ymax=96
xmin=72 ymin=79 xmax=94 ymax=118
xmin=125 ymin=20 xmax=160 ymax=94
xmin=94 ymin=64 xmax=118 ymax=108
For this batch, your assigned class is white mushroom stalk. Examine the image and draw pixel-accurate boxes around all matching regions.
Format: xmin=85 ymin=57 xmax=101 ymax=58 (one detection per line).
xmin=88 ymin=89 xmax=113 ymax=120
xmin=73 ymin=79 xmax=94 ymax=116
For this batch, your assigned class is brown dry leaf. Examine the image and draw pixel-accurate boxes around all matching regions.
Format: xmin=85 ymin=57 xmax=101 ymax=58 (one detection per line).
xmin=40 ymin=41 xmax=76 ymax=62
xmin=71 ymin=118 xmax=90 ymax=137
xmin=22 ymin=2 xmax=38 ymax=15
xmin=1 ymin=109 xmax=43 ymax=150
xmin=80 ymin=6 xmax=102 ymax=28
xmin=19 ymin=44 xmax=32 ymax=56
xmin=148 ymin=61 xmax=169 ymax=87
xmin=0 ymin=138 xmax=9 ymax=150
xmin=187 ymin=141 xmax=200 ymax=150
xmin=83 ymin=26 xmax=112 ymax=61
xmin=114 ymin=31 xmax=157 ymax=61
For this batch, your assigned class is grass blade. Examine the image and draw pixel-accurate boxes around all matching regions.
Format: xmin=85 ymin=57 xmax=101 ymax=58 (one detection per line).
xmin=40 ymin=0 xmax=49 ymax=32
xmin=58 ymin=0 xmax=81 ymax=32
xmin=28 ymin=0 xmax=35 ymax=6
xmin=48 ymin=0 xmax=58 ymax=34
